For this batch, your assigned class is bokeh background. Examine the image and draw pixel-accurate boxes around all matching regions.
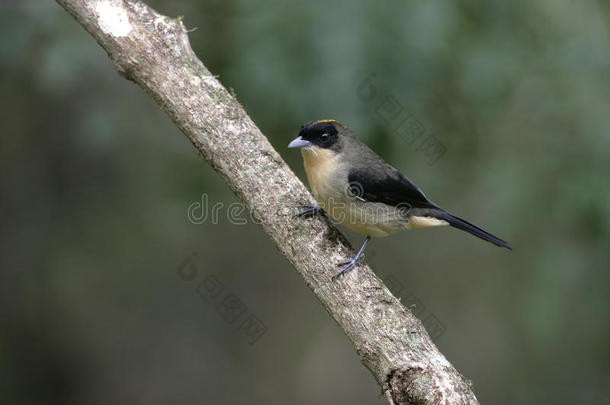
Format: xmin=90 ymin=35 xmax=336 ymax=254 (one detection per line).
xmin=2 ymin=0 xmax=610 ymax=403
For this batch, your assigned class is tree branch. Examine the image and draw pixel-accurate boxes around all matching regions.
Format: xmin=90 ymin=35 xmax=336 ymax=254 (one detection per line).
xmin=55 ymin=1 xmax=479 ymax=403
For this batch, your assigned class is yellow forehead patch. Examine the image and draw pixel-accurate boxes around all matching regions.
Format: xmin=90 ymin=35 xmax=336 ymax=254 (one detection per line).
xmin=314 ymin=119 xmax=346 ymax=128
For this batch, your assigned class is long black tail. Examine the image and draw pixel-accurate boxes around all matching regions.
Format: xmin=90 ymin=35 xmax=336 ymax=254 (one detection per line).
xmin=432 ymin=210 xmax=512 ymax=250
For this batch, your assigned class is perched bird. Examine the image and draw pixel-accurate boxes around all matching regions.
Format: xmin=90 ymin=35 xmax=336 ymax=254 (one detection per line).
xmin=288 ymin=119 xmax=511 ymax=278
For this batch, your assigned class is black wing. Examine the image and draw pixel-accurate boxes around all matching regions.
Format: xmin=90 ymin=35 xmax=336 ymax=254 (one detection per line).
xmin=347 ymin=166 xmax=438 ymax=209
xmin=348 ymin=166 xmax=511 ymax=248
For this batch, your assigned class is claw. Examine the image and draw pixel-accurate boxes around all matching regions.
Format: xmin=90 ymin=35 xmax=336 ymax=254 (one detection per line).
xmin=333 ymin=255 xmax=365 ymax=280
xmin=337 ymin=253 xmax=364 ymax=267
xmin=294 ymin=205 xmax=323 ymax=218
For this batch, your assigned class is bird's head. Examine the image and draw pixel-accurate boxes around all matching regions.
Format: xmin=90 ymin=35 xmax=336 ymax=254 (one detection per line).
xmin=288 ymin=120 xmax=351 ymax=154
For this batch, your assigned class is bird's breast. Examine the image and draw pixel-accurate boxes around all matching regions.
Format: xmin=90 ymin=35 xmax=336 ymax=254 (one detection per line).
xmin=301 ymin=148 xmax=345 ymax=202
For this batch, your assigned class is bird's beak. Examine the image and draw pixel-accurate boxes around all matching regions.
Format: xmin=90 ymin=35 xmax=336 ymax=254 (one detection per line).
xmin=288 ymin=136 xmax=312 ymax=148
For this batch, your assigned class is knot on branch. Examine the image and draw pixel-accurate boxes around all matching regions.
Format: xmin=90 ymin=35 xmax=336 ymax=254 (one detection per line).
xmin=385 ymin=367 xmax=429 ymax=405
xmin=385 ymin=367 xmax=477 ymax=405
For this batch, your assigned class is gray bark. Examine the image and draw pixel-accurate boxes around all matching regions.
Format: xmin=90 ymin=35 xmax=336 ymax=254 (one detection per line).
xmin=55 ymin=1 xmax=479 ymax=403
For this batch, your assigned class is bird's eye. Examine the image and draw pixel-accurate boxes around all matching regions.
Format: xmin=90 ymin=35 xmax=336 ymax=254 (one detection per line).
xmin=320 ymin=133 xmax=329 ymax=142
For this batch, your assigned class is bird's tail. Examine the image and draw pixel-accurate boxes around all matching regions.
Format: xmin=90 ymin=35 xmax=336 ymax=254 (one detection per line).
xmin=432 ymin=210 xmax=512 ymax=250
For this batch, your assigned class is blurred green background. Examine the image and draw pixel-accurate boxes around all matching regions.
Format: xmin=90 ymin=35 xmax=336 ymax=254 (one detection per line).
xmin=2 ymin=0 xmax=609 ymax=403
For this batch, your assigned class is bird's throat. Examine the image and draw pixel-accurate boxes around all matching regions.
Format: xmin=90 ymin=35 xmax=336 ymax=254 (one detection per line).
xmin=301 ymin=147 xmax=339 ymax=202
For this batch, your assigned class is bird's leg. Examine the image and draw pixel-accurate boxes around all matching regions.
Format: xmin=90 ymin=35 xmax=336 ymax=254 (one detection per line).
xmin=333 ymin=236 xmax=371 ymax=279
xmin=294 ymin=205 xmax=324 ymax=218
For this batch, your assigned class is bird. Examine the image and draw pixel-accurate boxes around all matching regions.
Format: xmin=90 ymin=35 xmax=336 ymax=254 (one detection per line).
xmin=288 ymin=119 xmax=511 ymax=279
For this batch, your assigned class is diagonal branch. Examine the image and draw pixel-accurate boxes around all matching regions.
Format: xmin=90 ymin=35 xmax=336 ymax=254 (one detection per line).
xmin=55 ymin=0 xmax=479 ymax=403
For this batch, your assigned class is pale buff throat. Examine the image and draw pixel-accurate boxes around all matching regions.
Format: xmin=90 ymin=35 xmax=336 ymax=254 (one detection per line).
xmin=301 ymin=147 xmax=343 ymax=202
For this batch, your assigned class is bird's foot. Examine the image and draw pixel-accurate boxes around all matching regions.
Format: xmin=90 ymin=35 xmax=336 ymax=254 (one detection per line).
xmin=294 ymin=205 xmax=323 ymax=218
xmin=333 ymin=252 xmax=365 ymax=280
xmin=332 ymin=236 xmax=371 ymax=280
